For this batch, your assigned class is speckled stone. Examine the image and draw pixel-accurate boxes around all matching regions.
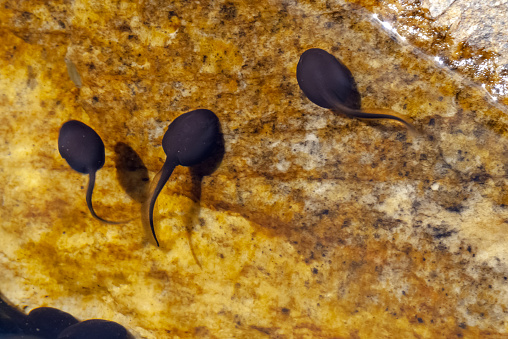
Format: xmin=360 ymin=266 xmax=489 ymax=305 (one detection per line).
xmin=352 ymin=0 xmax=508 ymax=106
xmin=0 ymin=1 xmax=507 ymax=338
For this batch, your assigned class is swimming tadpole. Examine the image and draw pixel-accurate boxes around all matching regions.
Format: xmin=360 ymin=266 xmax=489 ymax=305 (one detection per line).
xmin=296 ymin=48 xmax=416 ymax=133
xmin=58 ymin=120 xmax=127 ymax=224
xmin=144 ymin=109 xmax=220 ymax=247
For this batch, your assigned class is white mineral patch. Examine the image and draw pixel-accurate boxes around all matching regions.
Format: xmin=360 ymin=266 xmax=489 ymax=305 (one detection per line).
xmin=375 ymin=183 xmax=416 ymax=218
xmin=304 ymin=114 xmax=328 ymax=131
xmin=291 ymin=133 xmax=323 ymax=170
xmin=147 ymin=120 xmax=166 ymax=143
xmin=421 ymin=0 xmax=457 ymax=18
xmin=275 ymin=157 xmax=290 ymax=172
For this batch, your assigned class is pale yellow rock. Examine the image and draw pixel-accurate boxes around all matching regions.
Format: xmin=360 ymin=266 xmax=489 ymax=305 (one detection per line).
xmin=0 ymin=1 xmax=507 ymax=338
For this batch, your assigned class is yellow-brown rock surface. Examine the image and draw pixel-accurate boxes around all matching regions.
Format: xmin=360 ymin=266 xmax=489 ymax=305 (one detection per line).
xmin=1 ymin=1 xmax=507 ymax=338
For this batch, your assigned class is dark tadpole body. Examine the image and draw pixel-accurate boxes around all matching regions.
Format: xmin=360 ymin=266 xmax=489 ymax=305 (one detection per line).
xmin=296 ymin=48 xmax=415 ymax=132
xmin=146 ymin=109 xmax=220 ymax=247
xmin=58 ymin=319 xmax=134 ymax=339
xmin=58 ymin=120 xmax=124 ymax=224
xmin=26 ymin=307 xmax=79 ymax=338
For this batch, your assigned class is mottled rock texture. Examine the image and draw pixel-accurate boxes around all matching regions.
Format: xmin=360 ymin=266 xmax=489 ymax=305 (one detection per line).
xmin=0 ymin=0 xmax=507 ymax=338
xmin=355 ymin=0 xmax=508 ymax=105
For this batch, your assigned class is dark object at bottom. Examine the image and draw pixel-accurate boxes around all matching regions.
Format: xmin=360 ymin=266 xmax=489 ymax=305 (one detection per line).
xmin=0 ymin=335 xmax=45 ymax=338
xmin=0 ymin=296 xmax=28 ymax=335
xmin=26 ymin=307 xmax=78 ymax=339
xmin=57 ymin=319 xmax=132 ymax=339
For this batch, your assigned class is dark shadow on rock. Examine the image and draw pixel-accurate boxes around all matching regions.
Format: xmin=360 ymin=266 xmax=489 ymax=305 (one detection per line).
xmin=183 ymin=126 xmax=225 ymax=268
xmin=114 ymin=142 xmax=150 ymax=203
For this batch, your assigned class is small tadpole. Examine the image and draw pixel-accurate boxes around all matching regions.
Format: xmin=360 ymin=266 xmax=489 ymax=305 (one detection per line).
xmin=58 ymin=120 xmax=127 ymax=224
xmin=64 ymin=58 xmax=82 ymax=88
xmin=296 ymin=48 xmax=416 ymax=133
xmin=144 ymin=109 xmax=220 ymax=247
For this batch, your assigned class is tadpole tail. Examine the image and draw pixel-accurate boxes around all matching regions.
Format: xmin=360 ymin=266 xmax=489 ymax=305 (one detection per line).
xmin=86 ymin=171 xmax=127 ymax=225
xmin=332 ymin=101 xmax=418 ymax=135
xmin=145 ymin=158 xmax=178 ymax=247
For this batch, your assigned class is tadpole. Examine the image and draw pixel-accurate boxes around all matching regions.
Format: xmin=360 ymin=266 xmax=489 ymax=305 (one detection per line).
xmin=58 ymin=120 xmax=125 ymax=224
xmin=146 ymin=109 xmax=220 ymax=246
xmin=296 ymin=48 xmax=415 ymax=132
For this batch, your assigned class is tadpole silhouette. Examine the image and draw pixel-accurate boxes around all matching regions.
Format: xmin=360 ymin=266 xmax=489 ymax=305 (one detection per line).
xmin=58 ymin=120 xmax=126 ymax=224
xmin=145 ymin=109 xmax=221 ymax=247
xmin=26 ymin=307 xmax=79 ymax=338
xmin=296 ymin=48 xmax=415 ymax=132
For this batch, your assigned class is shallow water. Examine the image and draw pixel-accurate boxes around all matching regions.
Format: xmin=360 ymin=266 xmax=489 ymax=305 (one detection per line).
xmin=0 ymin=1 xmax=507 ymax=338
